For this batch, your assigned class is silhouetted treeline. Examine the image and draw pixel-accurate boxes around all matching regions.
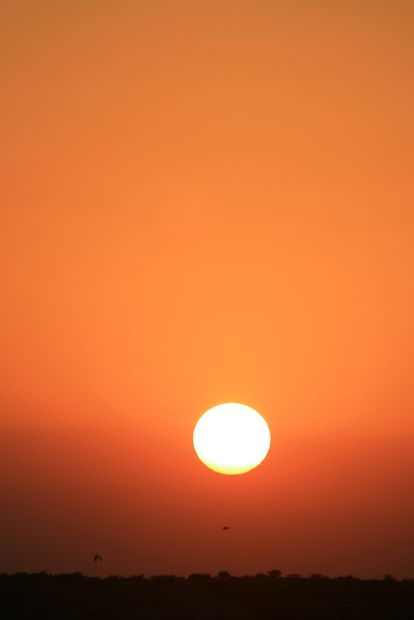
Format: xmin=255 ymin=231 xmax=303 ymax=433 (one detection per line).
xmin=1 ymin=571 xmax=413 ymax=619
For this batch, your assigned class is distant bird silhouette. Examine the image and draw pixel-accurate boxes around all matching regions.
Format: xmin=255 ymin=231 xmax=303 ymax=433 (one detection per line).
xmin=222 ymin=526 xmax=230 ymax=531
xmin=94 ymin=555 xmax=103 ymax=563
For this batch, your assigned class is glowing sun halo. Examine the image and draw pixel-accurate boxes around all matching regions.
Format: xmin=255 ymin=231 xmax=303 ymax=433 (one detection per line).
xmin=193 ymin=403 xmax=271 ymax=475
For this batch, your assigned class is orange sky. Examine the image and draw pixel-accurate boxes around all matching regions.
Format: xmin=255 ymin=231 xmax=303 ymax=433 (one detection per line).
xmin=1 ymin=1 xmax=413 ymax=578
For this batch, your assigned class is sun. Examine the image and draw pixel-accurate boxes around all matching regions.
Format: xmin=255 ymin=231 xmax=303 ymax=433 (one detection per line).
xmin=193 ymin=403 xmax=271 ymax=475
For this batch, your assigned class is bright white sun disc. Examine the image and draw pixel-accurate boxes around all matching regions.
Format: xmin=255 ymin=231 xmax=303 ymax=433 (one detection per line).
xmin=193 ymin=403 xmax=271 ymax=475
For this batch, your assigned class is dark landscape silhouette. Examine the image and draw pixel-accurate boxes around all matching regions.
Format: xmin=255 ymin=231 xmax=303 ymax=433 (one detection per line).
xmin=1 ymin=571 xmax=413 ymax=619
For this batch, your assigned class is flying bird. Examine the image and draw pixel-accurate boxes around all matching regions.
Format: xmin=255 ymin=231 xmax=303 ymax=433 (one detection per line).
xmin=222 ymin=526 xmax=230 ymax=531
xmin=94 ymin=554 xmax=103 ymax=563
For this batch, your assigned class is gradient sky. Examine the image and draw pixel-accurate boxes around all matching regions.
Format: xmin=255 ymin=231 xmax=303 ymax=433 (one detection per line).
xmin=1 ymin=1 xmax=413 ymax=578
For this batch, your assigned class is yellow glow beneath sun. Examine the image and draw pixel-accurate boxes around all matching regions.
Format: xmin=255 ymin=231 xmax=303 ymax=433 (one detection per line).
xmin=193 ymin=403 xmax=271 ymax=475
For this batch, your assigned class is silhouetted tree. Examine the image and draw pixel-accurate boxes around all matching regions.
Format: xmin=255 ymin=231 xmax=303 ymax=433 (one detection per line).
xmin=267 ymin=569 xmax=282 ymax=579
xmin=217 ymin=570 xmax=231 ymax=579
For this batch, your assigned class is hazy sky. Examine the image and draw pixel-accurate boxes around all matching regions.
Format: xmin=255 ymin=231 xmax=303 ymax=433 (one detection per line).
xmin=1 ymin=1 xmax=413 ymax=578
